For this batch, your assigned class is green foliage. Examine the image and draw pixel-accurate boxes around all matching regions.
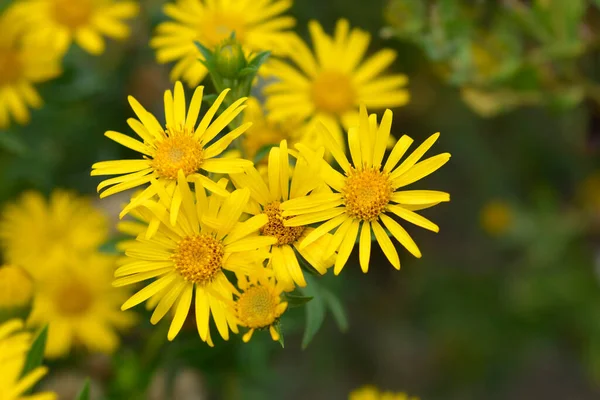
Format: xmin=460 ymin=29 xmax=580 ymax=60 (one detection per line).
xmin=20 ymin=325 xmax=47 ymax=385
xmin=75 ymin=379 xmax=91 ymax=400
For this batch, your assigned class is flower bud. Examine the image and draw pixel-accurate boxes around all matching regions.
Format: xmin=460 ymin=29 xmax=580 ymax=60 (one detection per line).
xmin=214 ymin=39 xmax=247 ymax=79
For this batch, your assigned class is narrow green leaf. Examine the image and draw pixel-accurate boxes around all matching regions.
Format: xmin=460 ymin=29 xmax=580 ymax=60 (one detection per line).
xmin=274 ymin=322 xmax=284 ymax=348
xmin=20 ymin=325 xmax=48 ymax=380
xmin=248 ymin=51 xmax=271 ymax=70
xmin=282 ymin=292 xmax=313 ymax=308
xmin=194 ymin=41 xmax=214 ymax=61
xmin=254 ymin=144 xmax=277 ymax=164
xmin=75 ymin=379 xmax=91 ymax=400
xmin=300 ymin=276 xmax=326 ymax=349
xmin=0 ymin=131 xmax=28 ymax=155
xmin=322 ymin=289 xmax=349 ymax=332
xmin=238 ymin=67 xmax=258 ymax=77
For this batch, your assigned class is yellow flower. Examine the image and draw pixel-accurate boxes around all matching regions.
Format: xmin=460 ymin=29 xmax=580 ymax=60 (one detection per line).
xmin=0 ymin=319 xmax=56 ymax=400
xmin=150 ymin=0 xmax=295 ymax=87
xmin=27 ymin=253 xmax=135 ymax=358
xmin=480 ymin=200 xmax=513 ymax=236
xmin=281 ymin=106 xmax=450 ymax=274
xmin=0 ymin=6 xmax=61 ymax=129
xmin=235 ymin=270 xmax=287 ymax=343
xmin=231 ymin=140 xmax=334 ymax=290
xmin=91 ymin=82 xmax=253 ymax=222
xmin=0 ymin=190 xmax=109 ymax=273
xmin=114 ymin=175 xmax=276 ymax=346
xmin=0 ymin=265 xmax=33 ymax=310
xmin=15 ymin=0 xmax=139 ymax=56
xmin=349 ymin=386 xmax=419 ymax=400
xmin=265 ymin=19 xmax=409 ymax=148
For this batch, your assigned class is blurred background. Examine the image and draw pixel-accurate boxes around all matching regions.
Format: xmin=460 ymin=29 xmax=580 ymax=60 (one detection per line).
xmin=3 ymin=0 xmax=600 ymax=399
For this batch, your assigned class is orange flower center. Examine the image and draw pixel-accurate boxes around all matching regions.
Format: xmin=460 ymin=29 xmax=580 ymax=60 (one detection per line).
xmin=52 ymin=0 xmax=93 ymax=30
xmin=0 ymin=49 xmax=21 ymax=86
xmin=311 ymin=70 xmax=355 ymax=114
xmin=236 ymin=285 xmax=282 ymax=329
xmin=260 ymin=201 xmax=305 ymax=246
xmin=151 ymin=131 xmax=204 ymax=180
xmin=55 ymin=281 xmax=93 ymax=316
xmin=199 ymin=12 xmax=246 ymax=48
xmin=172 ymin=234 xmax=224 ymax=284
xmin=342 ymin=167 xmax=393 ymax=221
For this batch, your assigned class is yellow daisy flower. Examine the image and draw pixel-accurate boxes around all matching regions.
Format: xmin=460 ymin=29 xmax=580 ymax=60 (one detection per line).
xmin=150 ymin=0 xmax=295 ymax=87
xmin=265 ymin=19 xmax=409 ymax=147
xmin=281 ymin=106 xmax=450 ymax=274
xmin=230 ymin=140 xmax=334 ymax=290
xmin=0 ymin=265 xmax=33 ymax=311
xmin=349 ymin=386 xmax=419 ymax=400
xmin=0 ymin=190 xmax=108 ymax=273
xmin=15 ymin=0 xmax=139 ymax=56
xmin=91 ymin=82 xmax=252 ymax=221
xmin=235 ymin=269 xmax=287 ymax=343
xmin=0 ymin=6 xmax=61 ymax=129
xmin=114 ymin=175 xmax=276 ymax=346
xmin=0 ymin=319 xmax=56 ymax=400
xmin=27 ymin=253 xmax=135 ymax=358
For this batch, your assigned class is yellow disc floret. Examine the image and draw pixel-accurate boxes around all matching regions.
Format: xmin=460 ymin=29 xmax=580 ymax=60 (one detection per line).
xmin=151 ymin=131 xmax=205 ymax=180
xmin=261 ymin=201 xmax=305 ymax=245
xmin=0 ymin=265 xmax=33 ymax=308
xmin=311 ymin=70 xmax=356 ymax=115
xmin=52 ymin=0 xmax=92 ymax=30
xmin=342 ymin=167 xmax=393 ymax=221
xmin=236 ymin=285 xmax=285 ymax=330
xmin=172 ymin=234 xmax=224 ymax=284
xmin=0 ymin=50 xmax=21 ymax=86
xmin=55 ymin=280 xmax=93 ymax=316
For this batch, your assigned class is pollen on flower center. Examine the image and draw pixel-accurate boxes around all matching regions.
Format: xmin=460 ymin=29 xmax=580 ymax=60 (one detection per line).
xmin=172 ymin=234 xmax=224 ymax=284
xmin=236 ymin=286 xmax=281 ymax=329
xmin=0 ymin=49 xmax=21 ymax=86
xmin=151 ymin=132 xmax=204 ymax=180
xmin=55 ymin=281 xmax=93 ymax=316
xmin=311 ymin=70 xmax=356 ymax=114
xmin=200 ymin=13 xmax=246 ymax=47
xmin=342 ymin=167 xmax=393 ymax=221
xmin=52 ymin=0 xmax=93 ymax=29
xmin=260 ymin=201 xmax=305 ymax=245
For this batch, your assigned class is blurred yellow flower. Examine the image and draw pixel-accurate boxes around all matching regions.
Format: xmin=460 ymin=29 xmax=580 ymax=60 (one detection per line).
xmin=27 ymin=253 xmax=135 ymax=358
xmin=349 ymin=385 xmax=419 ymax=400
xmin=265 ymin=19 xmax=409 ymax=148
xmin=16 ymin=0 xmax=139 ymax=55
xmin=150 ymin=0 xmax=295 ymax=87
xmin=0 ymin=190 xmax=108 ymax=273
xmin=235 ymin=270 xmax=287 ymax=343
xmin=0 ymin=265 xmax=33 ymax=310
xmin=114 ymin=178 xmax=275 ymax=346
xmin=91 ymin=82 xmax=252 ymax=223
xmin=0 ymin=319 xmax=56 ymax=400
xmin=282 ymin=106 xmax=450 ymax=274
xmin=480 ymin=200 xmax=513 ymax=236
xmin=230 ymin=140 xmax=334 ymax=290
xmin=577 ymin=171 xmax=600 ymax=215
xmin=0 ymin=6 xmax=61 ymax=129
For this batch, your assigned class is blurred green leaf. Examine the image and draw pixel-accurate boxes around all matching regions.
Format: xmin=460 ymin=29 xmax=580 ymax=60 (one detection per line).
xmin=282 ymin=292 xmax=313 ymax=308
xmin=322 ymin=289 xmax=349 ymax=333
xmin=75 ymin=379 xmax=91 ymax=400
xmin=20 ymin=325 xmax=48 ymax=383
xmin=253 ymin=144 xmax=276 ymax=164
xmin=299 ymin=277 xmax=326 ymax=349
xmin=0 ymin=131 xmax=28 ymax=155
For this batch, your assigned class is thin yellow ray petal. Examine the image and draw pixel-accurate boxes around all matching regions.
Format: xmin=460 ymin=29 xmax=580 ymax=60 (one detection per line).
xmin=390 ymin=190 xmax=450 ymax=205
xmin=392 ymin=153 xmax=451 ymax=188
xmin=380 ymin=214 xmax=421 ymax=258
xmin=298 ymin=214 xmax=347 ymax=249
xmin=389 ymin=132 xmax=440 ymax=179
xmin=333 ymin=219 xmax=360 ymax=275
xmin=150 ymin=281 xmax=186 ymax=324
xmin=284 ymin=207 xmax=346 ymax=227
xmin=121 ymin=273 xmax=178 ymax=310
xmin=164 ymin=89 xmax=174 ymax=128
xmin=387 ymin=205 xmax=439 ymax=232
xmin=371 ymin=220 xmax=400 ymax=269
xmin=281 ymin=244 xmax=306 ymax=287
xmin=105 ymin=131 xmax=152 ymax=155
xmin=383 ymin=135 xmax=413 ymax=173
xmin=167 ymin=284 xmax=193 ymax=340
xmin=195 ymin=288 xmax=210 ymax=341
xmin=185 ymin=86 xmax=204 ymax=130
xmin=359 ymin=221 xmax=371 ymax=273
xmin=173 ymin=81 xmax=186 ymax=126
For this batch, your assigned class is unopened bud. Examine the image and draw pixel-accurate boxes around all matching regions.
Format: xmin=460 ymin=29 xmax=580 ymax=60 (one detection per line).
xmin=215 ymin=39 xmax=246 ymax=79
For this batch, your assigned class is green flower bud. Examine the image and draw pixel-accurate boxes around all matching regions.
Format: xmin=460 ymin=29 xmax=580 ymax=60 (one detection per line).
xmin=215 ymin=39 xmax=247 ymax=79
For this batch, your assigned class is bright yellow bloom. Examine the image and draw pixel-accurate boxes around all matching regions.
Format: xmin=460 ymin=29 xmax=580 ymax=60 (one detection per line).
xmin=0 ymin=6 xmax=61 ymax=129
xmin=480 ymin=200 xmax=513 ymax=236
xmin=150 ymin=0 xmax=295 ymax=87
xmin=231 ymin=140 xmax=334 ymax=290
xmin=0 ymin=190 xmax=108 ymax=273
xmin=91 ymin=82 xmax=252 ymax=222
xmin=265 ymin=19 xmax=409 ymax=148
xmin=27 ymin=253 xmax=135 ymax=358
xmin=349 ymin=386 xmax=419 ymax=400
xmin=235 ymin=270 xmax=287 ymax=343
xmin=0 ymin=265 xmax=33 ymax=309
xmin=0 ymin=319 xmax=56 ymax=400
xmin=114 ymin=175 xmax=276 ymax=346
xmin=15 ymin=0 xmax=139 ymax=56
xmin=281 ymin=106 xmax=450 ymax=274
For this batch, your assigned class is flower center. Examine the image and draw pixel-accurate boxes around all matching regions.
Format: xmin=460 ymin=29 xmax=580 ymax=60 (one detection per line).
xmin=199 ymin=12 xmax=246 ymax=48
xmin=55 ymin=281 xmax=93 ymax=316
xmin=172 ymin=234 xmax=224 ymax=284
xmin=236 ymin=286 xmax=281 ymax=329
xmin=260 ymin=201 xmax=305 ymax=246
xmin=52 ymin=0 xmax=93 ymax=30
xmin=342 ymin=167 xmax=393 ymax=221
xmin=311 ymin=70 xmax=356 ymax=114
xmin=0 ymin=49 xmax=21 ymax=86
xmin=151 ymin=131 xmax=204 ymax=180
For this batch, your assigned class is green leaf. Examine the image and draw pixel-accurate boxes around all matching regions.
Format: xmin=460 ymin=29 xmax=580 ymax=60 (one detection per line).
xmin=248 ymin=51 xmax=271 ymax=70
xmin=299 ymin=276 xmax=326 ymax=349
xmin=282 ymin=292 xmax=313 ymax=308
xmin=75 ymin=379 xmax=91 ymax=400
xmin=238 ymin=66 xmax=258 ymax=77
xmin=20 ymin=325 xmax=48 ymax=388
xmin=194 ymin=41 xmax=214 ymax=62
xmin=0 ymin=131 xmax=28 ymax=155
xmin=322 ymin=289 xmax=349 ymax=332
xmin=253 ymin=144 xmax=276 ymax=164
xmin=201 ymin=94 xmax=218 ymax=106
xmin=273 ymin=322 xmax=284 ymax=348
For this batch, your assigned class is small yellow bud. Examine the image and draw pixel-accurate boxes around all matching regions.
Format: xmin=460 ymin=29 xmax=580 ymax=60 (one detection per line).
xmin=0 ymin=265 xmax=34 ymax=322
xmin=215 ymin=39 xmax=246 ymax=79
xmin=480 ymin=200 xmax=513 ymax=236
